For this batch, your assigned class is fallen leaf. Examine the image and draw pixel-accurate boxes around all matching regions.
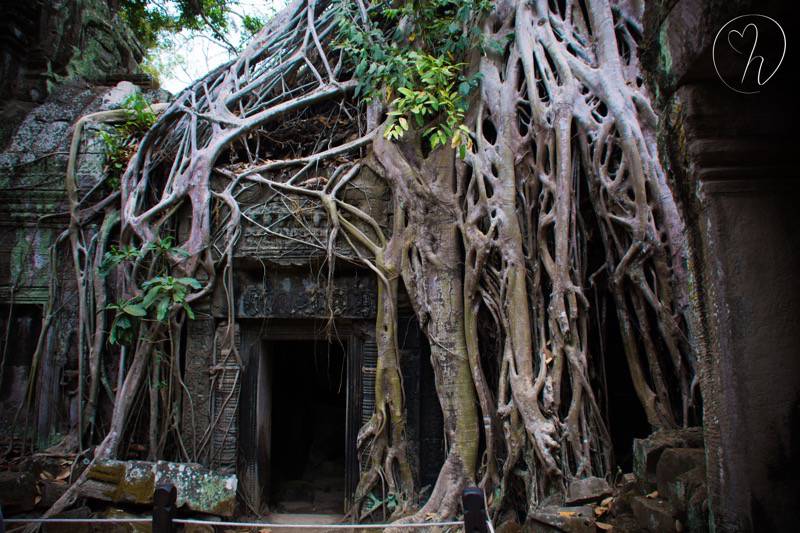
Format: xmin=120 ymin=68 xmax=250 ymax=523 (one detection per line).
xmin=601 ymin=496 xmax=613 ymax=507
xmin=596 ymin=522 xmax=614 ymax=531
xmin=259 ymin=529 xmax=272 ymax=533
xmin=646 ymin=490 xmax=659 ymax=499
xmin=558 ymin=511 xmax=576 ymax=517
xmin=56 ymin=468 xmax=71 ymax=481
xmin=40 ymin=470 xmax=54 ymax=480
xmin=594 ymin=506 xmax=608 ymax=517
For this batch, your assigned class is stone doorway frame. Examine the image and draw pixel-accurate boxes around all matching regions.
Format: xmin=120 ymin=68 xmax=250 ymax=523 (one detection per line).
xmin=238 ymin=319 xmax=366 ymax=514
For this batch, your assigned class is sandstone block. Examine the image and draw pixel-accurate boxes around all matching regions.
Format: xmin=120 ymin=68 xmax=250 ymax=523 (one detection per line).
xmin=82 ymin=459 xmax=237 ymax=516
xmin=631 ymin=495 xmax=678 ymax=532
xmin=656 ymin=448 xmax=705 ymax=508
xmin=633 ymin=428 xmax=703 ymax=486
xmin=527 ymin=505 xmax=595 ymax=532
xmin=565 ymin=476 xmax=613 ymax=505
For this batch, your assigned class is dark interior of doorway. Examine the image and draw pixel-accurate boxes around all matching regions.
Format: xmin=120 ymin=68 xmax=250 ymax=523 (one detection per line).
xmin=595 ymin=300 xmax=651 ymax=472
xmin=268 ymin=339 xmax=347 ymax=514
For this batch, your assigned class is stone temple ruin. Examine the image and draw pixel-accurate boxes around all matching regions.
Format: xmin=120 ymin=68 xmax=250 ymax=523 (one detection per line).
xmin=0 ymin=75 xmax=447 ymax=514
xmin=1 ymin=1 xmax=799 ymax=532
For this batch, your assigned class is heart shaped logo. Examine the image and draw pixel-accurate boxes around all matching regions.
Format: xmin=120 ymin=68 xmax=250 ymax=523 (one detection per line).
xmin=713 ymin=14 xmax=786 ymax=94
xmin=727 ymin=23 xmax=758 ymax=55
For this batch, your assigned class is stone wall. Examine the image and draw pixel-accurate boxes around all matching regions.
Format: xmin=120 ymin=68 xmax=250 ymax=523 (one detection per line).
xmin=0 ymin=0 xmax=143 ymax=150
xmin=0 ymin=80 xmax=167 ymax=448
xmin=641 ymin=1 xmax=799 ymax=530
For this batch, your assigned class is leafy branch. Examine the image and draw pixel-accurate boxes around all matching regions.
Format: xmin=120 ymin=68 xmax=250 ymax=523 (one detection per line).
xmin=103 ymin=235 xmax=197 ymax=345
xmin=98 ymin=93 xmax=159 ymax=190
xmin=336 ymin=0 xmax=489 ymax=153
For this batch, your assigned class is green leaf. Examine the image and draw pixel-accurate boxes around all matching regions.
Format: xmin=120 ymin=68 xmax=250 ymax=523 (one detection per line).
xmin=177 ymin=277 xmax=202 ymax=289
xmin=142 ymin=286 xmax=161 ymax=308
xmin=156 ymin=298 xmax=170 ymax=321
xmin=124 ymin=303 xmax=147 ymax=317
xmin=183 ymin=303 xmax=196 ymax=320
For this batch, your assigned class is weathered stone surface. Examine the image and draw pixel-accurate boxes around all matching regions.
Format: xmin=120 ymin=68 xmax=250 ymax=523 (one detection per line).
xmin=495 ymin=516 xmax=523 ymax=533
xmin=565 ymin=476 xmax=613 ymax=505
xmin=655 ymin=465 xmax=707 ymax=533
xmin=685 ymin=483 xmax=708 ymax=533
xmin=0 ymin=471 xmax=38 ymax=513
xmin=39 ymin=479 xmax=69 ymax=509
xmin=94 ymin=508 xmax=150 ymax=533
xmin=631 ymin=496 xmax=678 ymax=533
xmin=609 ymin=475 xmax=639 ymax=518
xmin=82 ymin=459 xmax=237 ymax=516
xmin=183 ymin=523 xmax=216 ymax=533
xmin=656 ymin=449 xmax=705 ymax=511
xmin=101 ymin=81 xmax=140 ymax=109
xmin=633 ymin=428 xmax=703 ymax=486
xmin=527 ymin=505 xmax=595 ymax=533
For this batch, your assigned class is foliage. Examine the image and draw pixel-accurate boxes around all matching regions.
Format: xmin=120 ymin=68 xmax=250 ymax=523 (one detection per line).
xmin=99 ymin=244 xmax=143 ymax=276
xmin=141 ymin=275 xmax=201 ymax=321
xmin=98 ymin=93 xmax=159 ymax=190
xmin=107 ymin=298 xmax=147 ymax=345
xmin=104 ymin=235 xmax=197 ymax=345
xmin=119 ymin=0 xmax=236 ymax=50
xmin=336 ymin=0 xmax=489 ymax=153
xmin=364 ymin=492 xmax=398 ymax=515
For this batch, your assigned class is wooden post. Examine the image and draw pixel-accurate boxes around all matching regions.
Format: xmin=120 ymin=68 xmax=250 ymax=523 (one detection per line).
xmin=462 ymin=486 xmax=489 ymax=533
xmin=153 ymin=483 xmax=177 ymax=533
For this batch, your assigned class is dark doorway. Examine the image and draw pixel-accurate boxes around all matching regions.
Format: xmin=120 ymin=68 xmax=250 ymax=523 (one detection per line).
xmin=599 ymin=304 xmax=651 ymax=472
xmin=266 ymin=339 xmax=347 ymax=513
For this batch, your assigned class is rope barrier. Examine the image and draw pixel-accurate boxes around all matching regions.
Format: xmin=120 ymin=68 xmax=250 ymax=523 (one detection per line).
xmin=2 ymin=516 xmax=465 ymax=529
xmin=1 ymin=485 xmax=493 ymax=532
xmin=3 ymin=518 xmax=151 ymax=524
xmin=175 ymin=517 xmax=464 ymax=528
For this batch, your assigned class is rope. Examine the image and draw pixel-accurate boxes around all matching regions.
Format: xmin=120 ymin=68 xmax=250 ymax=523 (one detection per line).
xmin=174 ymin=518 xmax=465 ymax=528
xmin=3 ymin=518 xmax=151 ymax=524
xmin=2 ymin=517 xmax=466 ymax=529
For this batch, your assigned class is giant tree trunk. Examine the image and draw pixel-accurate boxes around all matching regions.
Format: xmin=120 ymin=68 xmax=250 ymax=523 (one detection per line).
xmin=374 ymin=137 xmax=480 ymax=519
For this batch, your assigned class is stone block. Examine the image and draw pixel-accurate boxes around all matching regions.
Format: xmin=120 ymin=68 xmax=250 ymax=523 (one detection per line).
xmin=685 ymin=483 xmax=708 ymax=533
xmin=631 ymin=496 xmax=678 ymax=532
xmin=93 ymin=508 xmax=150 ymax=533
xmin=0 ymin=471 xmax=38 ymax=513
xmin=633 ymin=428 xmax=703 ymax=486
xmin=38 ymin=479 xmax=69 ymax=509
xmin=82 ymin=459 xmax=237 ymax=516
xmin=656 ymin=448 xmax=705 ymax=507
xmin=663 ymin=465 xmax=706 ymax=515
xmin=527 ymin=505 xmax=595 ymax=532
xmin=101 ymin=81 xmax=140 ymax=109
xmin=565 ymin=476 xmax=613 ymax=505
xmin=44 ymin=505 xmax=92 ymax=533
xmin=184 ymin=523 xmax=216 ymax=533
xmin=495 ymin=515 xmax=523 ymax=533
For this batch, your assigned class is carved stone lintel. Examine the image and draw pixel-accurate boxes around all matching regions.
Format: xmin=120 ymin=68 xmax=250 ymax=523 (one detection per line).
xmin=237 ymin=272 xmax=376 ymax=319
